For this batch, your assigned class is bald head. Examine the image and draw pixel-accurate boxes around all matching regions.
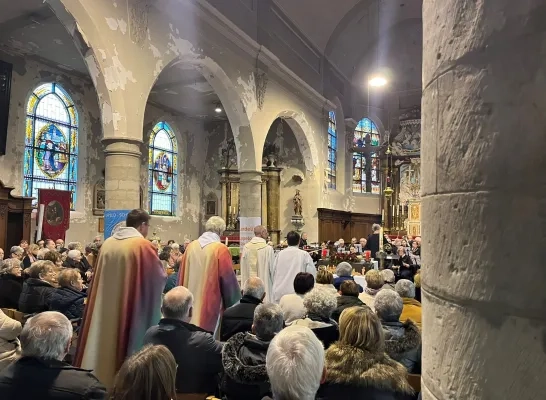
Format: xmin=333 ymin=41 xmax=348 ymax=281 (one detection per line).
xmin=254 ymin=225 xmax=268 ymax=239
xmin=162 ymin=286 xmax=194 ymax=322
xmin=243 ymin=277 xmax=266 ymax=300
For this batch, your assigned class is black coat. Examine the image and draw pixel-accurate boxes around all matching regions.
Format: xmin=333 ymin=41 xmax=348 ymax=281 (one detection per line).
xmin=50 ymin=287 xmax=86 ymax=320
xmin=220 ymin=295 xmax=262 ymax=342
xmin=221 ymin=332 xmax=271 ymax=400
xmin=318 ymin=382 xmax=414 ymax=400
xmin=0 ymin=356 xmax=106 ymax=400
xmin=143 ymin=318 xmax=223 ymax=394
xmin=365 ymin=233 xmax=380 ymax=258
xmin=18 ymin=278 xmax=56 ymax=314
xmin=331 ymin=295 xmax=368 ymax=323
xmin=0 ymin=274 xmax=23 ymax=309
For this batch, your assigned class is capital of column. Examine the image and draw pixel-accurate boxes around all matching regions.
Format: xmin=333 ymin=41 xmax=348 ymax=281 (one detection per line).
xmin=102 ymin=138 xmax=143 ymax=159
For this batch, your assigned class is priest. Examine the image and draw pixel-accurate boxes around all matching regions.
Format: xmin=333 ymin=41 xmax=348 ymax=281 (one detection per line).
xmin=75 ymin=209 xmax=166 ymax=388
xmin=240 ymin=226 xmax=275 ymax=303
xmin=177 ymin=216 xmax=241 ymax=335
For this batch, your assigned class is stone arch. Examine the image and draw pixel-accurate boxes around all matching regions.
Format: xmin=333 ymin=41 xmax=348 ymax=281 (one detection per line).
xmin=271 ymin=111 xmax=320 ymax=174
xmin=148 ymin=55 xmax=257 ymax=171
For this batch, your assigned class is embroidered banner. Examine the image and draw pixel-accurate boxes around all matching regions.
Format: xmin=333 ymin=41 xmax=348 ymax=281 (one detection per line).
xmin=38 ymin=189 xmax=71 ymax=241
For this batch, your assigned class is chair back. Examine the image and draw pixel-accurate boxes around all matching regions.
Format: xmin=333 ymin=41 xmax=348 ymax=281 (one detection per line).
xmin=407 ymin=373 xmax=421 ymax=394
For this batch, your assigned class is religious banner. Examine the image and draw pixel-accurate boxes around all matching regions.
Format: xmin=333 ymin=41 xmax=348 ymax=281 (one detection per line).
xmin=239 ymin=217 xmax=262 ymax=249
xmin=38 ymin=189 xmax=71 ymax=241
xmin=104 ymin=210 xmax=131 ymax=239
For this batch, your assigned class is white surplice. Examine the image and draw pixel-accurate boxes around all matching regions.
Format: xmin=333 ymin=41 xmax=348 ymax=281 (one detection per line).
xmin=240 ymin=237 xmax=275 ymax=303
xmin=271 ymin=245 xmax=316 ymax=303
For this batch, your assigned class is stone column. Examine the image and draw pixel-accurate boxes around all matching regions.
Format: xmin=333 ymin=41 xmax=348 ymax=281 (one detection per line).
xmin=261 ymin=176 xmax=268 ymax=228
xmin=422 ymin=2 xmax=546 ymax=399
xmin=239 ymin=170 xmax=262 ymax=220
xmin=103 ymin=138 xmax=142 ymax=210
xmin=264 ymin=167 xmax=282 ymax=244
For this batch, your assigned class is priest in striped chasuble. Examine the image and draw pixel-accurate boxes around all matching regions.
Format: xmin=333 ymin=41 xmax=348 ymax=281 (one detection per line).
xmin=240 ymin=225 xmax=275 ymax=303
xmin=177 ymin=216 xmax=241 ymax=335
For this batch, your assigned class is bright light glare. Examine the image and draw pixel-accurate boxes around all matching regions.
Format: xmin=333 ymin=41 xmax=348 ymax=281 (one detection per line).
xmin=369 ymin=76 xmax=387 ymax=87
xmin=215 ymin=107 xmax=222 ymax=113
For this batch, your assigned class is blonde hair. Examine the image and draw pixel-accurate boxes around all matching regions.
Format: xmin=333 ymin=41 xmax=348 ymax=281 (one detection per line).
xmin=28 ymin=244 xmax=40 ymax=254
xmin=365 ymin=269 xmax=383 ymax=289
xmin=28 ymin=260 xmax=55 ymax=279
xmin=57 ymin=268 xmax=81 ymax=288
xmin=338 ymin=306 xmax=384 ymax=352
xmin=316 ymin=269 xmax=334 ymax=285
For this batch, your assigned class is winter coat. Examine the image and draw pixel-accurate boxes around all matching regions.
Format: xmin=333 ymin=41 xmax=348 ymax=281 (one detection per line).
xmin=315 ymin=283 xmax=338 ymax=296
xmin=0 ymin=310 xmax=21 ymax=372
xmin=331 ymin=295 xmax=369 ymax=323
xmin=143 ymin=318 xmax=223 ymax=394
xmin=400 ymin=298 xmax=422 ymax=328
xmin=18 ymin=278 xmax=55 ymax=315
xmin=163 ymin=271 xmax=178 ymax=294
xmin=333 ymin=275 xmax=363 ymax=292
xmin=278 ymin=294 xmax=306 ymax=324
xmin=292 ymin=313 xmax=339 ymax=349
xmin=318 ymin=343 xmax=414 ymax=400
xmin=50 ymin=287 xmax=87 ymax=320
xmin=382 ymin=320 xmax=422 ymax=373
xmin=220 ymin=295 xmax=262 ymax=342
xmin=0 ymin=275 xmax=23 ymax=310
xmin=221 ymin=332 xmax=271 ymax=400
xmin=0 ymin=357 xmax=106 ymax=400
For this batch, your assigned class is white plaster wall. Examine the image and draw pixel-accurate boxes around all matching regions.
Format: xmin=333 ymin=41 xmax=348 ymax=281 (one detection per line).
xmin=0 ymin=51 xmax=104 ymax=244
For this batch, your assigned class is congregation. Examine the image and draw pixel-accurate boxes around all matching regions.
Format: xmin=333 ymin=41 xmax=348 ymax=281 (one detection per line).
xmin=0 ymin=208 xmax=423 ymax=400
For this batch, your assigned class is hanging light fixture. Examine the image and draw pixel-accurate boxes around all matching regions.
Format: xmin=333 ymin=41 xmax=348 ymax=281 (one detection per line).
xmin=214 ymin=104 xmax=222 ymax=113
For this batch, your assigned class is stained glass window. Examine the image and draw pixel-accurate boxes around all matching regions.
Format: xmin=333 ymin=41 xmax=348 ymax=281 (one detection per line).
xmin=352 ymin=118 xmax=380 ymax=194
xmin=148 ymin=122 xmax=177 ymax=216
xmin=327 ymin=111 xmax=337 ymax=189
xmin=23 ymin=83 xmax=78 ymax=209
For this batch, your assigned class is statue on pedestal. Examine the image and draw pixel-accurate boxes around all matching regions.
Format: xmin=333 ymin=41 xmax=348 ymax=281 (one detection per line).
xmin=293 ymin=189 xmax=303 ymax=216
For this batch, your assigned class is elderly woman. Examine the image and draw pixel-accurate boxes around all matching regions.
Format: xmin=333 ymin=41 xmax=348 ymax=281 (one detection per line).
xmin=63 ymin=250 xmax=88 ymax=280
xmin=43 ymin=250 xmax=63 ymax=269
xmin=318 ymin=306 xmax=414 ymax=399
xmin=396 ymin=279 xmax=422 ymax=327
xmin=358 ymin=270 xmax=384 ymax=312
xmin=67 ymin=242 xmax=91 ymax=272
xmin=315 ymin=268 xmax=337 ymax=295
xmin=18 ymin=261 xmax=57 ymax=314
xmin=0 ymin=259 xmax=24 ymax=309
xmin=292 ymin=287 xmax=339 ymax=349
xmin=381 ymin=269 xmax=396 ymax=291
xmin=9 ymin=246 xmax=24 ymax=261
xmin=393 ymin=246 xmax=414 ymax=280
xmin=49 ymin=268 xmax=87 ymax=320
xmin=22 ymin=244 xmax=39 ymax=269
xmin=333 ymin=262 xmax=363 ymax=292
xmin=169 ymin=243 xmax=181 ymax=266
xmin=279 ymin=272 xmax=315 ymax=324
xmin=332 ymin=280 xmax=368 ymax=323
xmin=375 ymin=290 xmax=421 ymax=373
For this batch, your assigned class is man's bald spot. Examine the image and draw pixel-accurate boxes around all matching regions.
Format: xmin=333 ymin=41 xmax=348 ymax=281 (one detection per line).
xmin=254 ymin=226 xmax=267 ymax=238
xmin=162 ymin=286 xmax=194 ymax=320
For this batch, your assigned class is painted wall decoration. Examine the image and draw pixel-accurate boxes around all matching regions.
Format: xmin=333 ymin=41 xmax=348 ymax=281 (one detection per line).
xmin=23 ymin=83 xmax=78 ymax=209
xmin=392 ymin=106 xmax=421 ymax=157
xmin=148 ymin=121 xmax=178 ymax=216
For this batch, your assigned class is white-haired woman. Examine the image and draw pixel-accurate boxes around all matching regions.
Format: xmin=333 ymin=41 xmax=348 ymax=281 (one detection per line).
xmin=381 ymin=269 xmax=396 ymax=291
xmin=0 ymin=259 xmax=23 ymax=309
xmin=292 ymin=287 xmax=339 ymax=349
xmin=358 ymin=270 xmax=384 ymax=312
xmin=333 ymin=262 xmax=363 ymax=292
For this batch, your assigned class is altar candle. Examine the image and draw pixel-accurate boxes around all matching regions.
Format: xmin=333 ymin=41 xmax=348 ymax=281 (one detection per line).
xmin=379 ymin=227 xmax=384 ymax=250
xmin=225 ymin=237 xmax=228 ymax=246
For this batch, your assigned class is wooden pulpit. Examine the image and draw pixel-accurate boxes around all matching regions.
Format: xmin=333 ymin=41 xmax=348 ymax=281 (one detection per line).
xmin=0 ymin=180 xmax=33 ymax=251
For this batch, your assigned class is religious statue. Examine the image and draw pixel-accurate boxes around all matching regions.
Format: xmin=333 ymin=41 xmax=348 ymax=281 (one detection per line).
xmin=293 ymin=189 xmax=303 ymax=216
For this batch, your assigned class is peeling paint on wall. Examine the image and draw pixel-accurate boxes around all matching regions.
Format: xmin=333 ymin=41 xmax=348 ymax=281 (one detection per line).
xmin=103 ymin=46 xmax=137 ymax=91
xmin=237 ymin=73 xmax=257 ymax=120
xmin=105 ymin=18 xmax=128 ymax=35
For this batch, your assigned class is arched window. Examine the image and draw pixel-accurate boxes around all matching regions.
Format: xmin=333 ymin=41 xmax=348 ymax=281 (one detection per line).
xmin=327 ymin=111 xmax=337 ymax=189
xmin=23 ymin=83 xmax=79 ymax=209
xmin=148 ymin=121 xmax=177 ymax=216
xmin=352 ymin=117 xmax=380 ymax=194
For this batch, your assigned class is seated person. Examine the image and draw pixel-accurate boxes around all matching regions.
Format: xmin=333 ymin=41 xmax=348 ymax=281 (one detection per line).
xmin=63 ymin=250 xmax=87 ymax=282
xmin=279 ymin=272 xmax=314 ymax=324
xmin=50 ymin=268 xmax=87 ymax=320
xmin=396 ymin=279 xmax=422 ymax=328
xmin=0 ymin=259 xmax=24 ymax=309
xmin=265 ymin=325 xmax=325 ymax=400
xmin=375 ymin=290 xmax=421 ymax=373
xmin=336 ymin=238 xmax=346 ymax=253
xmin=333 ymin=262 xmax=363 ymax=292
xmin=292 ymin=288 xmax=339 ymax=349
xmin=332 ymin=281 xmax=369 ymax=322
xmin=221 ymin=277 xmax=265 ymax=341
xmin=358 ymin=270 xmax=384 ymax=312
xmin=0 ymin=311 xmax=106 ymax=399
xmin=18 ymin=261 xmax=57 ymax=315
xmin=221 ymin=303 xmax=284 ymax=400
xmin=393 ymin=247 xmax=414 ymax=280
xmin=315 ymin=269 xmax=337 ymax=296
xmin=0 ymin=309 xmax=21 ymax=372
xmin=381 ymin=269 xmax=396 ymax=291
xmin=143 ymin=286 xmax=223 ymax=395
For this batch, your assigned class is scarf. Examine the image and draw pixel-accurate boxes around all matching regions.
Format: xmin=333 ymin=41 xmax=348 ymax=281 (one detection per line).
xmin=365 ymin=287 xmax=381 ymax=296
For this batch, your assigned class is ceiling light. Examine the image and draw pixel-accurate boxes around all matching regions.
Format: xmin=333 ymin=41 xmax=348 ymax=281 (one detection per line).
xmin=369 ymin=76 xmax=387 ymax=87
xmin=215 ymin=106 xmax=222 ymax=113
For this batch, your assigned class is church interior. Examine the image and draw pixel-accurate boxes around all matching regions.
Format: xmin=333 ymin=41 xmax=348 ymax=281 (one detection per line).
xmin=0 ymin=0 xmax=544 ymax=399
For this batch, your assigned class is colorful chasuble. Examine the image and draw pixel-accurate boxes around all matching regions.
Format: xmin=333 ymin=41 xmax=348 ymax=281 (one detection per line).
xmin=177 ymin=238 xmax=241 ymax=334
xmin=75 ymin=228 xmax=166 ymax=388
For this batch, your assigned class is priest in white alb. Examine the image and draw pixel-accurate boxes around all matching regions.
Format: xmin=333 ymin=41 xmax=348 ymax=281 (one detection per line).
xmin=240 ymin=226 xmax=275 ymax=303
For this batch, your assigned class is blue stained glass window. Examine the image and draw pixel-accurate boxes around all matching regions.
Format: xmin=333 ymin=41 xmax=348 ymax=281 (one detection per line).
xmin=23 ymin=83 xmax=78 ymax=209
xmin=148 ymin=122 xmax=177 ymax=216
xmin=327 ymin=111 xmax=337 ymax=189
xmin=353 ymin=118 xmax=380 ymax=194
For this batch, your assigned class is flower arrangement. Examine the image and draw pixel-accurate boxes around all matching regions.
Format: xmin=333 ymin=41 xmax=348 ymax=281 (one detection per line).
xmin=328 ymin=247 xmax=359 ymax=266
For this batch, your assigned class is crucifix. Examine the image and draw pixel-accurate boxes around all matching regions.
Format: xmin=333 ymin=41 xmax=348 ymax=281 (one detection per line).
xmin=350 ymin=133 xmax=386 ymax=193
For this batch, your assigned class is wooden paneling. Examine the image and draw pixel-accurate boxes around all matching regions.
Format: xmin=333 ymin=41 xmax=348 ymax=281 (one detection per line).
xmin=318 ymin=208 xmax=381 ymax=243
